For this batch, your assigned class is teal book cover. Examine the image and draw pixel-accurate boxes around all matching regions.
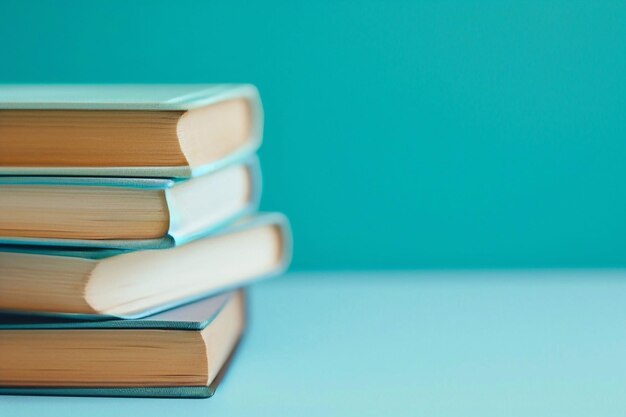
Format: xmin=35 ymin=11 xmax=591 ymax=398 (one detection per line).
xmin=0 ymin=84 xmax=263 ymax=178
xmin=0 ymin=155 xmax=262 ymax=250
xmin=0 ymin=213 xmax=292 ymax=319
xmin=0 ymin=213 xmax=292 ymax=320
xmin=0 ymin=291 xmax=245 ymax=398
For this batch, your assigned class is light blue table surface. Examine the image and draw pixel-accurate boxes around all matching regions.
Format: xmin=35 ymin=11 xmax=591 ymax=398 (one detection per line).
xmin=3 ymin=270 xmax=626 ymax=416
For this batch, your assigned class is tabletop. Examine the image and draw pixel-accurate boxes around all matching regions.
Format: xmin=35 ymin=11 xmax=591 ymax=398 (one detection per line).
xmin=3 ymin=270 xmax=626 ymax=416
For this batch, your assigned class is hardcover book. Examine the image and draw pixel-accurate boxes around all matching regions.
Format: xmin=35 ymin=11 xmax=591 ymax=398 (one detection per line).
xmin=0 ymin=84 xmax=263 ymax=178
xmin=0 ymin=156 xmax=261 ymax=249
xmin=0 ymin=291 xmax=246 ymax=398
xmin=0 ymin=213 xmax=291 ymax=318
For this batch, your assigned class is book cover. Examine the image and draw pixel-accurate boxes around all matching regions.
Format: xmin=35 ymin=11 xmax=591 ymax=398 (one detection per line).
xmin=0 ymin=84 xmax=263 ymax=178
xmin=0 ymin=292 xmax=245 ymax=398
xmin=0 ymin=155 xmax=262 ymax=250
xmin=0 ymin=213 xmax=292 ymax=319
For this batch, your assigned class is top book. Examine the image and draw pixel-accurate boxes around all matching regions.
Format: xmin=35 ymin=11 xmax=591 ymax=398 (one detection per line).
xmin=0 ymin=84 xmax=262 ymax=178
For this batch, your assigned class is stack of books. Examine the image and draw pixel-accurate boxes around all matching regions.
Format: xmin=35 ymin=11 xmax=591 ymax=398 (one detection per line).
xmin=0 ymin=85 xmax=291 ymax=398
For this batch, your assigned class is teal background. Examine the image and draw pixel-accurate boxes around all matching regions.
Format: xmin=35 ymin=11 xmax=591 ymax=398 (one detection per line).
xmin=1 ymin=1 xmax=625 ymax=270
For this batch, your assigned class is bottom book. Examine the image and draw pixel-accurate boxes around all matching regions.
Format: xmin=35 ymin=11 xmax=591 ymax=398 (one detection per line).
xmin=0 ymin=290 xmax=245 ymax=398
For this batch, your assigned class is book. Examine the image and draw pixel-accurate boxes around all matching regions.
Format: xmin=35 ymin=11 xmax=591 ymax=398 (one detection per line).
xmin=0 ymin=156 xmax=260 ymax=249
xmin=0 ymin=290 xmax=245 ymax=398
xmin=0 ymin=84 xmax=262 ymax=178
xmin=0 ymin=213 xmax=291 ymax=318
